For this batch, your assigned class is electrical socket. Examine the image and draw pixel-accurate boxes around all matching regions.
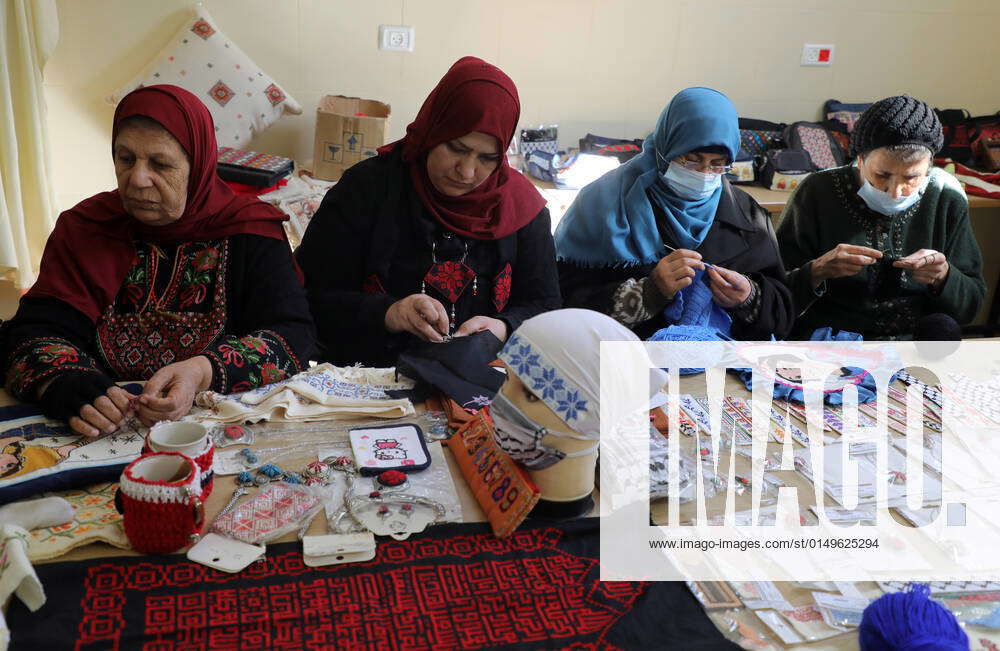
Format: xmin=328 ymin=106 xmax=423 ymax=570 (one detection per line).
xmin=801 ymin=43 xmax=834 ymax=66
xmin=379 ymin=25 xmax=415 ymax=52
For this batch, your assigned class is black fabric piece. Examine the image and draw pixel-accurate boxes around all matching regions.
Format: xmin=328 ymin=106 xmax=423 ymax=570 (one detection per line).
xmin=1 ymin=233 xmax=315 ymax=402
xmin=528 ymin=493 xmax=595 ymax=521
xmin=396 ymin=330 xmax=506 ymax=410
xmin=850 ymin=95 xmax=944 ymax=157
xmin=558 ymin=179 xmax=794 ymax=340
xmin=295 ymin=147 xmax=561 ymax=367
xmin=8 ymin=518 xmax=737 ymax=650
xmin=37 ymin=372 xmax=118 ymax=422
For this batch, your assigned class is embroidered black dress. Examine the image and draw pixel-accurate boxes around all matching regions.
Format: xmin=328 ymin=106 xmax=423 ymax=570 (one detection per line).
xmin=2 ymin=233 xmax=315 ymax=404
xmin=295 ymin=149 xmax=561 ymax=367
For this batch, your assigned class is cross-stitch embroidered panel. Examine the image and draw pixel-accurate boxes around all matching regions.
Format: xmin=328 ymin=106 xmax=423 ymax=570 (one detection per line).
xmin=0 ymin=403 xmax=146 ymax=506
xmin=27 ymin=482 xmax=129 ymax=561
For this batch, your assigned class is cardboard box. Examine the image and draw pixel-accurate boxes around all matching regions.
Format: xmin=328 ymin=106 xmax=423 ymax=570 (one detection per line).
xmin=312 ymin=95 xmax=391 ymax=181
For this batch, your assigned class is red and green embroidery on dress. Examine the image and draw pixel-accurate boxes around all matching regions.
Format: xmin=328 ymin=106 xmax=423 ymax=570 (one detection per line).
xmin=97 ymin=240 xmax=228 ymax=380
xmin=204 ymin=330 xmax=302 ymax=394
xmin=4 ymin=338 xmax=102 ymax=401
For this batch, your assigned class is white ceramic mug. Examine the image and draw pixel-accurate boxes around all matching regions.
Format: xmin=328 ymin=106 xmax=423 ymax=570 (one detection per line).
xmin=128 ymin=453 xmax=196 ymax=484
xmin=148 ymin=421 xmax=210 ymax=459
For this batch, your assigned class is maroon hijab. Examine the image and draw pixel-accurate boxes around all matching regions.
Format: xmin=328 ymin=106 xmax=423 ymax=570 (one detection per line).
xmin=379 ymin=56 xmax=545 ymax=241
xmin=27 ymin=85 xmax=289 ymax=322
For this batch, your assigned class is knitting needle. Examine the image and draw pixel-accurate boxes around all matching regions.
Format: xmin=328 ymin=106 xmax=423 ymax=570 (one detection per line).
xmin=661 ymin=243 xmax=714 ymax=270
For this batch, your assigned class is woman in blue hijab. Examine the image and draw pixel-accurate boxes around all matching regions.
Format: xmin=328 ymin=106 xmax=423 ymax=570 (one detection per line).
xmin=555 ymin=88 xmax=794 ymax=340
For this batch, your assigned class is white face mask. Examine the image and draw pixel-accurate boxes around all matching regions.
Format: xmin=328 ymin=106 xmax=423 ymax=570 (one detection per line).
xmin=856 ymin=161 xmax=928 ymax=216
xmin=663 ymin=161 xmax=722 ymax=201
xmin=490 ymin=391 xmax=597 ymax=471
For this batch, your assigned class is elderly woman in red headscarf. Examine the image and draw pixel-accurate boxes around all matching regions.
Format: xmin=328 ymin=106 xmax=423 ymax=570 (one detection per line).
xmin=1 ymin=85 xmax=314 ymax=437
xmin=296 ymin=57 xmax=560 ymax=366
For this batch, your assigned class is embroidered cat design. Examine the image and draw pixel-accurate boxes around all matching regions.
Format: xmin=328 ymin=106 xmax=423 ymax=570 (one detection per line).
xmin=373 ymin=439 xmax=407 ymax=461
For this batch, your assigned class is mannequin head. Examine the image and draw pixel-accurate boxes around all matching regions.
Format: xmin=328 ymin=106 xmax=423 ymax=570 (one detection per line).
xmin=493 ymin=309 xmax=666 ymax=505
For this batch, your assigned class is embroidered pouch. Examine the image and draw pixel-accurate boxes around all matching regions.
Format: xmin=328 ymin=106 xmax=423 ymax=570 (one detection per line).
xmin=211 ymin=482 xmax=321 ymax=545
xmin=445 ymin=411 xmax=539 ymax=538
xmin=350 ymin=424 xmax=431 ymax=476
xmin=784 ymin=121 xmax=845 ymax=170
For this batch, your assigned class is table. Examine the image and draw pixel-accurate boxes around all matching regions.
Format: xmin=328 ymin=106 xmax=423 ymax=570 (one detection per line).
xmin=46 ymin=417 xmax=493 ymax=564
xmin=11 ymin=371 xmax=1000 ymax=650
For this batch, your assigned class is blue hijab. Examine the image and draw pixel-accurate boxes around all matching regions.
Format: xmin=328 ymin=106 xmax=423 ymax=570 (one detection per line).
xmin=555 ymin=88 xmax=740 ymax=266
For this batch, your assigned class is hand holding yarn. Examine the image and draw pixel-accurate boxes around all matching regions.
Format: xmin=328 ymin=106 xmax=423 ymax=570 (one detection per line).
xmin=137 ymin=355 xmax=213 ymax=426
xmin=893 ymin=249 xmax=949 ymax=288
xmin=68 ymin=385 xmax=136 ymax=438
xmin=811 ymin=243 xmax=883 ymax=287
xmin=385 ymin=294 xmax=450 ymax=342
xmin=706 ymin=265 xmax=751 ymax=308
xmin=650 ymin=248 xmax=704 ymax=299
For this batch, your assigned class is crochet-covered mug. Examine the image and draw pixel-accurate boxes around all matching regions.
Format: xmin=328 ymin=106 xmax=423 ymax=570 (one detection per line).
xmin=144 ymin=421 xmax=215 ymax=497
xmin=116 ymin=452 xmax=205 ymax=554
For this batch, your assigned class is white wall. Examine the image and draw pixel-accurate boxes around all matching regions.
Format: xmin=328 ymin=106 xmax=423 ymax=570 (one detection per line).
xmin=44 ymin=0 xmax=1000 ymax=213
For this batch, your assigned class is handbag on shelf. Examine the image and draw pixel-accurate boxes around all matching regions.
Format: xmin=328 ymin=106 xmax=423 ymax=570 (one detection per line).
xmin=824 ymin=99 xmax=872 ymax=133
xmin=738 ymin=117 xmax=786 ymax=157
xmin=759 ymin=149 xmax=813 ymax=192
xmin=784 ymin=121 xmax=845 ymax=170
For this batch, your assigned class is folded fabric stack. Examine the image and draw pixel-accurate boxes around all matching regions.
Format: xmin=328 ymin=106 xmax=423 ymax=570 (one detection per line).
xmin=194 ymin=364 xmax=416 ymax=423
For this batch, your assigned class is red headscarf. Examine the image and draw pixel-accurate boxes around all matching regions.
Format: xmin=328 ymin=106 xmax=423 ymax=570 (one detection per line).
xmin=378 ymin=56 xmax=545 ymax=241
xmin=27 ymin=85 xmax=290 ymax=322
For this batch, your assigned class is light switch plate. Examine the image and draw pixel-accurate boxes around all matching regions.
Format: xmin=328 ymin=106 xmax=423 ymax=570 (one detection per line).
xmin=379 ymin=25 xmax=415 ymax=52
xmin=801 ymin=43 xmax=835 ymax=66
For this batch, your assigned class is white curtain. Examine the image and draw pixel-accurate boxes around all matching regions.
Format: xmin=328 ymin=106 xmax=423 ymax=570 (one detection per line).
xmin=0 ymin=0 xmax=58 ymax=289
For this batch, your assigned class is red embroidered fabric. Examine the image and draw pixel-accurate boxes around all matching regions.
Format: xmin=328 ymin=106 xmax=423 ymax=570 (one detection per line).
xmin=361 ymin=273 xmax=386 ymax=295
xmin=423 ymin=260 xmax=475 ymax=304
xmin=493 ymin=263 xmax=512 ymax=312
xmin=96 ymin=241 xmax=228 ymax=380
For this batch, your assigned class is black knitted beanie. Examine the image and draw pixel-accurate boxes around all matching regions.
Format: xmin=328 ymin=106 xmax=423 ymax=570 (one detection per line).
xmin=849 ymin=95 xmax=943 ymax=158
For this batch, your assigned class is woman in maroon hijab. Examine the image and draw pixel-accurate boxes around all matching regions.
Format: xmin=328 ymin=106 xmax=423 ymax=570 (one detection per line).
xmin=1 ymin=85 xmax=314 ymax=436
xmin=296 ymin=57 xmax=560 ymax=366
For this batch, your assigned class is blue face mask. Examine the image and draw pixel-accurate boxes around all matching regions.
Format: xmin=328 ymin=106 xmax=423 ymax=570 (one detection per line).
xmin=663 ymin=161 xmax=722 ymax=201
xmin=857 ymin=173 xmax=928 ymax=216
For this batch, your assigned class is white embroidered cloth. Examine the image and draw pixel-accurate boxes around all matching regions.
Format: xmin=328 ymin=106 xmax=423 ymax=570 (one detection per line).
xmin=193 ymin=364 xmax=415 ymax=423
xmin=0 ymin=523 xmax=45 ymax=648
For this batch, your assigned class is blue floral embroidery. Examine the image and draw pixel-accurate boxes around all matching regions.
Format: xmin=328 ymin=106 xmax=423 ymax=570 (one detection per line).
xmin=505 ymin=335 xmax=541 ymax=377
xmin=531 ymin=367 xmax=565 ymax=401
xmin=499 ymin=334 xmax=589 ymax=424
xmin=556 ymin=390 xmax=588 ymax=422
xmin=301 ymin=373 xmax=390 ymax=400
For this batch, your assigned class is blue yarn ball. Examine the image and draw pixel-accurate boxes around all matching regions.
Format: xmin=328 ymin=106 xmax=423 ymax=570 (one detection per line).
xmin=859 ymin=584 xmax=968 ymax=650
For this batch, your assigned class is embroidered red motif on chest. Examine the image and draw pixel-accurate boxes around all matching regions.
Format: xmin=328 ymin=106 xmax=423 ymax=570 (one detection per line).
xmin=362 ymin=273 xmax=386 ymax=295
xmin=493 ymin=263 xmax=512 ymax=312
xmin=423 ymin=261 xmax=475 ymax=304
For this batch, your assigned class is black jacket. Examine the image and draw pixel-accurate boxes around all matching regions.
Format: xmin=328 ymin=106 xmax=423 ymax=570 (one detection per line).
xmin=295 ymin=150 xmax=561 ymax=366
xmin=558 ymin=180 xmax=794 ymax=340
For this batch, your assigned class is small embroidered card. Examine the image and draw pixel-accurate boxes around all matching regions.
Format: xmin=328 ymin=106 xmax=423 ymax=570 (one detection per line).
xmin=350 ymin=424 xmax=431 ymax=476
xmin=211 ymin=483 xmax=320 ymax=545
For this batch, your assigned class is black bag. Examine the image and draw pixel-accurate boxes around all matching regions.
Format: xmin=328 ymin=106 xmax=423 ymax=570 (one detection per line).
xmin=935 ymin=108 xmax=1000 ymax=167
xmin=758 ymin=149 xmax=813 ymax=192
xmin=578 ymin=133 xmax=644 ymax=162
xmin=728 ymin=147 xmax=756 ymax=185
xmin=823 ymin=99 xmax=872 ymax=132
xmin=738 ymin=117 xmax=786 ymax=157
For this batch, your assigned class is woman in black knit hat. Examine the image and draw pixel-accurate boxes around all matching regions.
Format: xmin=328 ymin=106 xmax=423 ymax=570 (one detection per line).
xmin=776 ymin=95 xmax=985 ymax=339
